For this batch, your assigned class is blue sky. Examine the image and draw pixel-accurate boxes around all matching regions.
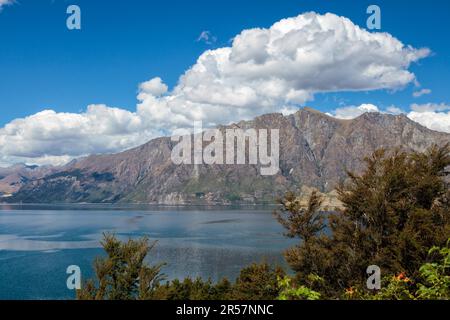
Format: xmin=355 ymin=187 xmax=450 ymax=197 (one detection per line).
xmin=0 ymin=0 xmax=449 ymax=165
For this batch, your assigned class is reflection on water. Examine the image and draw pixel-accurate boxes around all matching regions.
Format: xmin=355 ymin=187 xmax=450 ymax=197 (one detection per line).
xmin=0 ymin=205 xmax=293 ymax=300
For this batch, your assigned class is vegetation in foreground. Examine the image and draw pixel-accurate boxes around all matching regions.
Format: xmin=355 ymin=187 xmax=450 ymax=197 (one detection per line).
xmin=77 ymin=144 xmax=450 ymax=300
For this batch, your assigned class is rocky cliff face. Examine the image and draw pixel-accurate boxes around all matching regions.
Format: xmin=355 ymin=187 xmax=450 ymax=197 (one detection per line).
xmin=6 ymin=108 xmax=449 ymax=204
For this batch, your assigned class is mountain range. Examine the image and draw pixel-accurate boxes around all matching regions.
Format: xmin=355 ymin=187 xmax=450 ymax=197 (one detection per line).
xmin=1 ymin=108 xmax=449 ymax=205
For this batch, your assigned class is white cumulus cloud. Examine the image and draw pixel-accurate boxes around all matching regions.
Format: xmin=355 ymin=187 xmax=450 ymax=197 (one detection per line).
xmin=134 ymin=12 xmax=429 ymax=130
xmin=0 ymin=12 xmax=432 ymax=166
xmin=408 ymin=111 xmax=450 ymax=133
xmin=329 ymin=102 xmax=450 ymax=134
xmin=331 ymin=104 xmax=380 ymax=119
xmin=0 ymin=105 xmax=155 ymax=166
xmin=138 ymin=77 xmax=168 ymax=97
xmin=407 ymin=103 xmax=450 ymax=133
xmin=386 ymin=105 xmax=404 ymax=115
xmin=410 ymin=103 xmax=449 ymax=113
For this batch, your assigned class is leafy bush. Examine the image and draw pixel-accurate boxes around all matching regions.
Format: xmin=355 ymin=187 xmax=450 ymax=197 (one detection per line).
xmin=416 ymin=239 xmax=450 ymax=300
xmin=277 ymin=276 xmax=321 ymax=300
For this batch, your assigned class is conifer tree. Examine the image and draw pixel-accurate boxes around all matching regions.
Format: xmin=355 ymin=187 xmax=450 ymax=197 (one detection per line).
xmin=77 ymin=233 xmax=165 ymax=300
xmin=275 ymin=144 xmax=450 ymax=296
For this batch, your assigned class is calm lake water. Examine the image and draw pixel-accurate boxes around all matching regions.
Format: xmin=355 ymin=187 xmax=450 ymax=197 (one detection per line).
xmin=0 ymin=204 xmax=294 ymax=300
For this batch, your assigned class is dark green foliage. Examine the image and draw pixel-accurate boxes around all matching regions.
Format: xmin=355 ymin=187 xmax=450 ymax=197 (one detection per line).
xmin=274 ymin=190 xmax=325 ymax=242
xmin=77 ymin=233 xmax=165 ymax=300
xmin=232 ymin=263 xmax=285 ymax=300
xmin=151 ymin=278 xmax=233 ymax=300
xmin=145 ymin=263 xmax=283 ymax=300
xmin=274 ymin=144 xmax=450 ymax=297
xmin=77 ymin=233 xmax=282 ymax=300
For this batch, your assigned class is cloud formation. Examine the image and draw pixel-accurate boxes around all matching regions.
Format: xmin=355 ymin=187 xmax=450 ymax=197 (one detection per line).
xmin=386 ymin=105 xmax=403 ymax=115
xmin=138 ymin=77 xmax=168 ymax=97
xmin=0 ymin=12 xmax=432 ymax=166
xmin=197 ymin=30 xmax=217 ymax=45
xmin=413 ymin=88 xmax=431 ymax=98
xmin=410 ymin=103 xmax=449 ymax=113
xmin=0 ymin=106 xmax=154 ymax=166
xmin=407 ymin=103 xmax=450 ymax=133
xmin=0 ymin=0 xmax=13 ymax=11
xmin=330 ymin=102 xmax=450 ymax=134
xmin=136 ymin=12 xmax=429 ymax=128
xmin=331 ymin=104 xmax=380 ymax=119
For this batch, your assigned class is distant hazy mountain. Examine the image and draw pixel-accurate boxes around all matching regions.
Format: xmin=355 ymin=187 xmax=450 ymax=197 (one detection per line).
xmin=5 ymin=108 xmax=449 ymax=204
xmin=0 ymin=164 xmax=57 ymax=196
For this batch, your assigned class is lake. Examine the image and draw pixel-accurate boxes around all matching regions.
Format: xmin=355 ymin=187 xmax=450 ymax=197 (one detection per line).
xmin=0 ymin=204 xmax=294 ymax=300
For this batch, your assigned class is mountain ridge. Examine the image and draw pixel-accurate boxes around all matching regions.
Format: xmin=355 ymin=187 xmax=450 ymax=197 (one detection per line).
xmin=3 ymin=108 xmax=449 ymax=204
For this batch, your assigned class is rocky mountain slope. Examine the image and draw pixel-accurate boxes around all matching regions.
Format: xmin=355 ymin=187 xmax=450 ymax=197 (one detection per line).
xmin=5 ymin=108 xmax=449 ymax=204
